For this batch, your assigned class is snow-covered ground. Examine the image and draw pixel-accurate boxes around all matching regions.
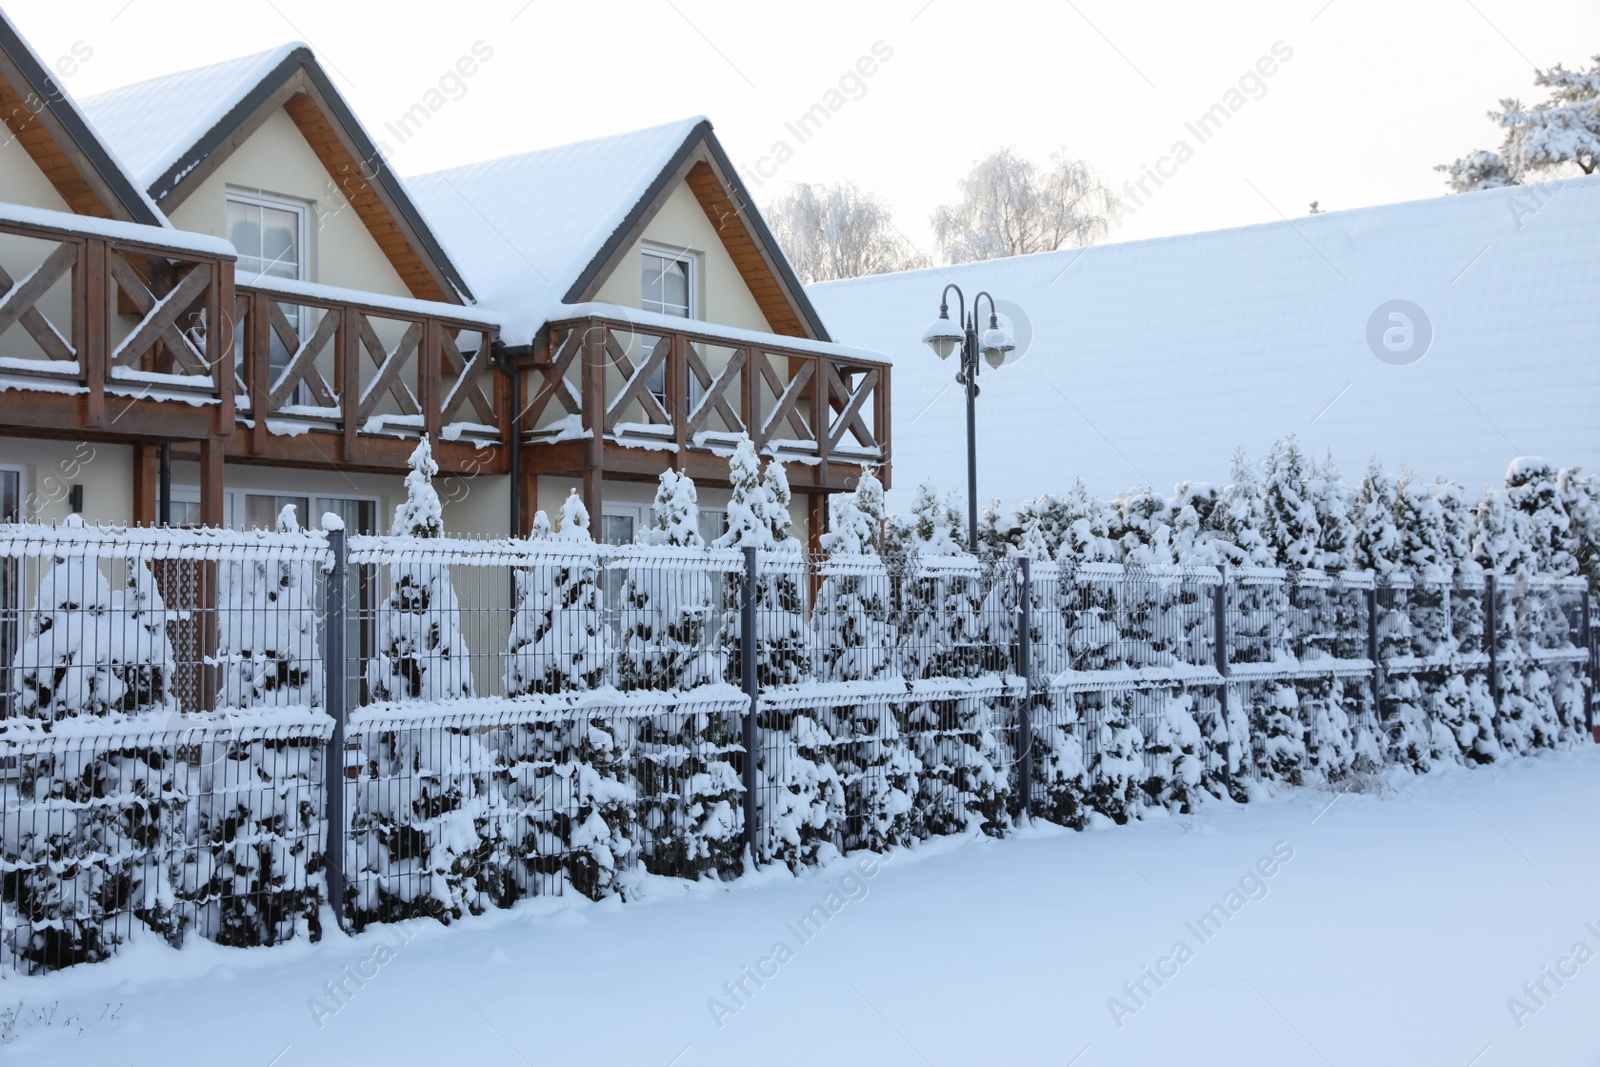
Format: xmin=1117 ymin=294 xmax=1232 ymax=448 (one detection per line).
xmin=8 ymin=748 xmax=1599 ymax=1066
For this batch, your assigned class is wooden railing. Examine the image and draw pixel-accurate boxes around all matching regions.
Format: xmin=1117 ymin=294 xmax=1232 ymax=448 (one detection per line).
xmin=529 ymin=314 xmax=890 ymax=472
xmin=0 ymin=207 xmax=235 ymax=432
xmin=232 ymin=279 xmax=501 ymax=463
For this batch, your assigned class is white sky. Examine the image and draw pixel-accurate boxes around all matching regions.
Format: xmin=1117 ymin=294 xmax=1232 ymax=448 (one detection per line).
xmin=10 ymin=0 xmax=1598 ymax=254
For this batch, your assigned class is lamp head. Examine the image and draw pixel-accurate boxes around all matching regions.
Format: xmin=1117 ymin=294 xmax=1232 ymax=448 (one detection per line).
xmin=922 ymin=307 xmax=964 ymax=361
xmin=981 ymin=313 xmax=1014 ymax=369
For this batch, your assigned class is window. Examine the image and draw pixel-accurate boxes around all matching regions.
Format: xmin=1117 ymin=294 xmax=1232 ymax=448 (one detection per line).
xmin=697 ymin=508 xmax=727 ymax=546
xmin=641 ymin=247 xmax=693 ymax=319
xmin=169 ymin=486 xmax=375 ymax=534
xmin=227 ymin=190 xmax=310 ymax=399
xmin=641 ymin=246 xmax=694 ymax=406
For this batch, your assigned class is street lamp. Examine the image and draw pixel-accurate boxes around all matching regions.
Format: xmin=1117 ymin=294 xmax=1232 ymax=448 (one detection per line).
xmin=921 ymin=284 xmax=1014 ymax=551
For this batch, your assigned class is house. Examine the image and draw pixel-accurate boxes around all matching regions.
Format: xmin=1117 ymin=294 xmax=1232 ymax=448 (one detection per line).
xmin=407 ymin=117 xmax=889 ymax=548
xmin=808 ymin=175 xmax=1600 ymax=509
xmin=0 ymin=22 xmax=889 ymax=548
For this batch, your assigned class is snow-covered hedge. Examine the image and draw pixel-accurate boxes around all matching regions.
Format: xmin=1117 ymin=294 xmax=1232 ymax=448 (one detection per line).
xmin=5 ymin=433 xmax=1597 ymax=970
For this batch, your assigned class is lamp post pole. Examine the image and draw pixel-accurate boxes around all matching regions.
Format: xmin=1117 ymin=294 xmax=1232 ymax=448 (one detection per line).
xmin=923 ymin=284 xmax=1014 ymax=552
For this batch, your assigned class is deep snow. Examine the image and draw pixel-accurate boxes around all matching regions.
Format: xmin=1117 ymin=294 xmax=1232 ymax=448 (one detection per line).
xmin=7 ymin=748 xmax=1599 ymax=1066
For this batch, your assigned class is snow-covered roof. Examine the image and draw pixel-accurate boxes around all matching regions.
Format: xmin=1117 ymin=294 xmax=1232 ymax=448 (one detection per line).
xmin=0 ymin=9 xmax=170 ymax=226
xmin=405 ymin=118 xmax=706 ymax=346
xmin=808 ymin=176 xmax=1600 ymax=508
xmin=82 ymin=44 xmax=301 ymax=189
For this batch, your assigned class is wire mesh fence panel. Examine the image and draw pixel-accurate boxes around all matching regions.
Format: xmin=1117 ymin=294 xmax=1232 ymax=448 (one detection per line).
xmin=2 ymin=517 xmax=1596 ymax=969
xmin=0 ymin=721 xmax=329 ymax=973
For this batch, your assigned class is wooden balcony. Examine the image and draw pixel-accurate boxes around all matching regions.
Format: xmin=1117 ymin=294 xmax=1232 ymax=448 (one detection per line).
xmin=0 ymin=204 xmax=235 ymax=440
xmin=230 ymin=278 xmax=503 ymax=473
xmin=519 ymin=311 xmax=891 ymax=496
xmin=0 ymin=206 xmax=505 ymax=477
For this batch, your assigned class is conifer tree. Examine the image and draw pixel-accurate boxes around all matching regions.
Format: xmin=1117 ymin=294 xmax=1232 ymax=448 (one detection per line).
xmin=717 ymin=435 xmax=841 ymax=868
xmin=217 ymin=505 xmax=322 ymax=709
xmin=619 ymin=470 xmax=721 ymax=690
xmin=813 ymin=471 xmax=918 ymax=850
xmin=369 ymin=437 xmax=473 ymax=702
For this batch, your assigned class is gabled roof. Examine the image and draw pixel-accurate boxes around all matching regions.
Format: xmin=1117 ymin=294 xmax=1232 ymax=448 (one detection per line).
xmin=84 ymin=45 xmax=472 ymax=303
xmin=408 ymin=118 xmax=831 ymax=346
xmin=0 ymin=10 xmax=165 ymax=223
xmin=808 ymin=176 xmax=1600 ymax=508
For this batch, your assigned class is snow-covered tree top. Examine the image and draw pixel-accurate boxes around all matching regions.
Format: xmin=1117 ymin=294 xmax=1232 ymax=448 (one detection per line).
xmin=391 ymin=435 xmax=444 ymax=538
xmin=647 ymin=469 xmax=704 ymax=547
xmin=715 ymin=434 xmax=801 ymax=553
xmin=554 ymin=490 xmax=594 ymax=542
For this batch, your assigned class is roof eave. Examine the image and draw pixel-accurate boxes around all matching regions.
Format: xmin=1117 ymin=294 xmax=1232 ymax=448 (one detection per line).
xmin=560 ymin=119 xmax=833 ymax=343
xmin=0 ymin=13 xmax=165 ymax=225
xmin=142 ymin=47 xmax=476 ymax=304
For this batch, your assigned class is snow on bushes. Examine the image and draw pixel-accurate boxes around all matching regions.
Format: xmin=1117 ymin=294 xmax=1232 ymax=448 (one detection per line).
xmin=217 ymin=505 xmax=322 ymax=710
xmin=814 ymin=472 xmax=919 ymax=852
xmin=718 ymin=437 xmax=842 ymax=869
xmin=369 ymin=438 xmax=474 ymax=702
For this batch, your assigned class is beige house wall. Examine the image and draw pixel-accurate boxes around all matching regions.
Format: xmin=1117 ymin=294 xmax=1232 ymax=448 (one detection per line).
xmin=0 ymin=136 xmax=77 ymax=363
xmin=593 ymin=180 xmax=773 ymax=335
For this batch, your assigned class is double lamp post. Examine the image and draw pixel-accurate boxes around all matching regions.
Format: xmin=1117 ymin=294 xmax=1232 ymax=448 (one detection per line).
xmin=921 ymin=284 xmax=1015 ymax=551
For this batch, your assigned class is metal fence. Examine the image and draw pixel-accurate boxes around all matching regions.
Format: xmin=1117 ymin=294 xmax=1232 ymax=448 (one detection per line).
xmin=1 ymin=520 xmax=1593 ymax=971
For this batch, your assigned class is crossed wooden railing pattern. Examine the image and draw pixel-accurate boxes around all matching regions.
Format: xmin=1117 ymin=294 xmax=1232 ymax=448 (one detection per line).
xmin=233 ymin=282 xmax=499 ymax=457
xmin=0 ymin=213 xmax=234 ymax=425
xmin=529 ymin=316 xmax=888 ymax=463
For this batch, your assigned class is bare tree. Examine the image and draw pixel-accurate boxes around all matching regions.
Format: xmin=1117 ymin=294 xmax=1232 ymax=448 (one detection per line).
xmin=1438 ymin=54 xmax=1600 ymax=191
xmin=931 ymin=147 xmax=1117 ymax=263
xmin=764 ymin=182 xmax=930 ymax=284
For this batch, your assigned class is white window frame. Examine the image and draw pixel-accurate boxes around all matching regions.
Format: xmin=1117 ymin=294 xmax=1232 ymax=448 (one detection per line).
xmin=0 ymin=463 xmax=27 ymax=522
xmin=226 ymin=188 xmax=311 ymax=287
xmin=600 ymin=502 xmax=646 ymax=546
xmin=640 ymin=242 xmax=696 ymax=320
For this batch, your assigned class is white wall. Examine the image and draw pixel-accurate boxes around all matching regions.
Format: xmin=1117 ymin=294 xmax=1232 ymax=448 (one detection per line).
xmin=165 ymin=108 xmax=411 ymax=299
xmin=0 ymin=134 xmax=76 ymax=362
xmin=0 ymin=437 xmax=131 ymax=525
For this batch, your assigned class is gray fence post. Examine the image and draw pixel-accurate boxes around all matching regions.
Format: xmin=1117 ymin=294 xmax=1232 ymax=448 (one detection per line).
xmin=1212 ymin=563 xmax=1230 ymax=779
xmin=1016 ymin=556 xmax=1033 ymax=820
xmin=1366 ymin=584 xmax=1381 ymax=719
xmin=740 ymin=545 xmax=759 ymax=867
xmin=323 ymin=526 xmax=348 ymax=930
xmin=1584 ymin=587 xmax=1595 ymax=742
xmin=1486 ymin=574 xmax=1500 ymax=716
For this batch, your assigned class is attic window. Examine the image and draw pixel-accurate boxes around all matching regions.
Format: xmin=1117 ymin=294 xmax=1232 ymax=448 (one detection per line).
xmin=642 ymin=246 xmax=693 ymax=319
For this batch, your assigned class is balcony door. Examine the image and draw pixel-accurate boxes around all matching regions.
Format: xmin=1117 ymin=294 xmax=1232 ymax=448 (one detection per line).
xmin=227 ymin=191 xmax=310 ymax=405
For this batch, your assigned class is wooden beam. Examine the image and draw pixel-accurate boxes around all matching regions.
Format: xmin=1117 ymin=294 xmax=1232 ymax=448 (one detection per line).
xmin=682 ymin=158 xmax=809 ymax=338
xmin=132 ymin=443 xmax=159 ymax=526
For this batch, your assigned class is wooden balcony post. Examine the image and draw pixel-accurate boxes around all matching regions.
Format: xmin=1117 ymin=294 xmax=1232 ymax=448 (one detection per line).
xmin=132 ymin=443 xmax=159 ymax=526
xmin=877 ymin=363 xmax=892 ymax=489
xmin=582 ymin=322 xmax=605 ymax=521
xmin=249 ymin=290 xmax=270 ymax=455
xmin=813 ymin=355 xmax=831 ymax=472
xmin=340 ymin=302 xmax=360 ymax=463
xmin=81 ymin=238 xmax=106 ymax=428
xmin=421 ymin=317 xmax=442 ymax=444
xmin=741 ymin=347 xmax=759 ymax=448
xmin=212 ymin=257 xmax=234 ymax=435
xmin=671 ymin=331 xmax=688 ymax=467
